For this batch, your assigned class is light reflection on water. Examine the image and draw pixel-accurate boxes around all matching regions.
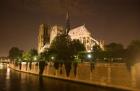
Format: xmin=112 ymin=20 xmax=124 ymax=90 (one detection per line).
xmin=0 ymin=63 xmax=3 ymax=69
xmin=6 ymin=67 xmax=10 ymax=79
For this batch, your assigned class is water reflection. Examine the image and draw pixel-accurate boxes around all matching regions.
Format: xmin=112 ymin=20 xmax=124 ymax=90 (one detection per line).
xmin=0 ymin=63 xmax=3 ymax=69
xmin=6 ymin=67 xmax=10 ymax=79
xmin=39 ymin=76 xmax=44 ymax=91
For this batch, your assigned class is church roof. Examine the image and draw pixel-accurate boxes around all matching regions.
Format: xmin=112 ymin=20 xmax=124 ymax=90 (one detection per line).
xmin=68 ymin=25 xmax=91 ymax=36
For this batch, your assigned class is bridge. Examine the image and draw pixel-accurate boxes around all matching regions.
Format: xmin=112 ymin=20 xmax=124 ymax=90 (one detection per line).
xmin=0 ymin=57 xmax=10 ymax=63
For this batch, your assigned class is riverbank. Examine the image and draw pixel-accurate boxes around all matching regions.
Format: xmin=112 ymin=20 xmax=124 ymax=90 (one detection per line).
xmin=9 ymin=62 xmax=138 ymax=91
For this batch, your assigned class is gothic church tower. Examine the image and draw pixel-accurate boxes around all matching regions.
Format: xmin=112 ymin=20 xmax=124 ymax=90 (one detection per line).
xmin=65 ymin=11 xmax=70 ymax=35
xmin=38 ymin=24 xmax=50 ymax=53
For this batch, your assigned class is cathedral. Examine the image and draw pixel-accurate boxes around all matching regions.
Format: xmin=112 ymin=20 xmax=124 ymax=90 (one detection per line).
xmin=38 ymin=12 xmax=104 ymax=53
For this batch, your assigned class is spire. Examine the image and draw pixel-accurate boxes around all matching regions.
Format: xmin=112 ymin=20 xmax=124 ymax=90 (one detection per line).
xmin=65 ymin=11 xmax=70 ymax=35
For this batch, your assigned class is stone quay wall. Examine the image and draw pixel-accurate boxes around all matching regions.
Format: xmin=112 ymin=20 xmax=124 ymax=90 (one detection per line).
xmin=9 ymin=62 xmax=137 ymax=90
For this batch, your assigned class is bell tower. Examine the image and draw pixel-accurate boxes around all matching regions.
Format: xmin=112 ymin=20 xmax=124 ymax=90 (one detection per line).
xmin=38 ymin=24 xmax=50 ymax=53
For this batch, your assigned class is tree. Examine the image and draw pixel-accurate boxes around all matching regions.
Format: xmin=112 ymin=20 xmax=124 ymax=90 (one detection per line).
xmin=49 ymin=34 xmax=85 ymax=77
xmin=49 ymin=34 xmax=72 ymax=76
xmin=78 ymin=51 xmax=87 ymax=62
xmin=39 ymin=50 xmax=55 ymax=62
xmin=92 ymin=44 xmax=103 ymax=60
xmin=69 ymin=51 xmax=84 ymax=77
xmin=22 ymin=51 xmax=30 ymax=70
xmin=71 ymin=39 xmax=85 ymax=77
xmin=49 ymin=34 xmax=72 ymax=61
xmin=104 ymin=42 xmax=125 ymax=61
xmin=29 ymin=49 xmax=38 ymax=70
xmin=70 ymin=39 xmax=86 ymax=62
xmin=125 ymin=40 xmax=140 ymax=67
xmin=22 ymin=51 xmax=31 ymax=61
xmin=71 ymin=39 xmax=85 ymax=56
xmin=68 ymin=39 xmax=86 ymax=76
xmin=29 ymin=49 xmax=38 ymax=61
xmin=22 ymin=49 xmax=38 ymax=61
xmin=22 ymin=49 xmax=38 ymax=70
xmin=9 ymin=47 xmax=23 ymax=61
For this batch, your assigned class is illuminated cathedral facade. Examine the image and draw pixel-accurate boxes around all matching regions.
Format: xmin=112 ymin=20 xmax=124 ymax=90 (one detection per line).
xmin=38 ymin=12 xmax=104 ymax=53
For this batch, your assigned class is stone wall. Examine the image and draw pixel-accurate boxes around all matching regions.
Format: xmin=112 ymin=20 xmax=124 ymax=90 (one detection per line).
xmin=9 ymin=62 xmax=135 ymax=89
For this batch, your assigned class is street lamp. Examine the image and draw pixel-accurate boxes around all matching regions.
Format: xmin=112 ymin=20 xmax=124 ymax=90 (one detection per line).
xmin=87 ymin=54 xmax=92 ymax=59
xmin=87 ymin=53 xmax=93 ymax=61
xmin=51 ymin=56 xmax=55 ymax=60
xmin=33 ymin=56 xmax=38 ymax=61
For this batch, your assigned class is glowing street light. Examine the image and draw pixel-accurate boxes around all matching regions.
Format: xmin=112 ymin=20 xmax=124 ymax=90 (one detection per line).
xmin=51 ymin=56 xmax=55 ymax=60
xmin=33 ymin=56 xmax=38 ymax=61
xmin=87 ymin=54 xmax=92 ymax=59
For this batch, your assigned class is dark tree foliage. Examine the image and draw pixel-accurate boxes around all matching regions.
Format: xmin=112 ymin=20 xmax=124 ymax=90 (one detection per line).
xmin=49 ymin=34 xmax=85 ymax=77
xmin=71 ymin=39 xmax=85 ymax=76
xmin=9 ymin=47 xmax=23 ymax=61
xmin=49 ymin=34 xmax=72 ymax=76
xmin=22 ymin=49 xmax=38 ymax=62
xmin=78 ymin=51 xmax=87 ymax=62
xmin=91 ymin=43 xmax=125 ymax=63
xmin=104 ymin=43 xmax=125 ymax=59
xmin=92 ymin=44 xmax=103 ymax=60
xmin=40 ymin=50 xmax=56 ymax=62
xmin=125 ymin=40 xmax=140 ymax=67
xmin=29 ymin=49 xmax=38 ymax=59
xmin=49 ymin=34 xmax=72 ymax=61
xmin=27 ymin=49 xmax=38 ymax=61
xmin=22 ymin=49 xmax=38 ymax=70
xmin=71 ymin=39 xmax=86 ymax=56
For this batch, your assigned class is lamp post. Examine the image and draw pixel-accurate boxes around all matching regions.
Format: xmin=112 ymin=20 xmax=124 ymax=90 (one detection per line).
xmin=87 ymin=53 xmax=94 ymax=80
xmin=33 ymin=56 xmax=38 ymax=61
xmin=87 ymin=53 xmax=94 ymax=71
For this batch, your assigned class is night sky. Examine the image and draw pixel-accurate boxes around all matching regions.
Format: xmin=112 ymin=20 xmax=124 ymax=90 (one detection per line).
xmin=0 ymin=0 xmax=140 ymax=56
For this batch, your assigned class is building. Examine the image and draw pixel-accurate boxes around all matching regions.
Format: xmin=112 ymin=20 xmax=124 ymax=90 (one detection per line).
xmin=38 ymin=25 xmax=64 ymax=53
xmin=38 ymin=13 xmax=104 ymax=53
xmin=68 ymin=25 xmax=104 ymax=51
